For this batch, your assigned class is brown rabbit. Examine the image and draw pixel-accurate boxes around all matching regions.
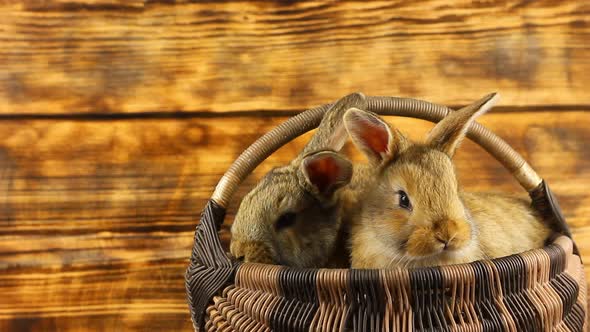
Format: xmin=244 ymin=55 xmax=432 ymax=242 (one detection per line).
xmin=230 ymin=92 xmax=367 ymax=268
xmin=343 ymin=93 xmax=552 ymax=269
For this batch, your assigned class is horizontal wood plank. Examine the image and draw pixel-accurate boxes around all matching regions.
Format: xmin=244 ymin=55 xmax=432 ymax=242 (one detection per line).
xmin=0 ymin=111 xmax=588 ymax=330
xmin=0 ymin=0 xmax=589 ymax=114
xmin=0 ymin=261 xmax=193 ymax=331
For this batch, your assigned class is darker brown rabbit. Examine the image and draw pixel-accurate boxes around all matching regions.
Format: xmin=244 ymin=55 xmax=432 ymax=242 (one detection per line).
xmin=230 ymin=92 xmax=367 ymax=268
xmin=343 ymin=93 xmax=552 ymax=269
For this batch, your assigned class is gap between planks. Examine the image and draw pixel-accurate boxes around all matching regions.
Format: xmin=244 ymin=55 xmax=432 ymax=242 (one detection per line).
xmin=0 ymin=104 xmax=589 ymax=121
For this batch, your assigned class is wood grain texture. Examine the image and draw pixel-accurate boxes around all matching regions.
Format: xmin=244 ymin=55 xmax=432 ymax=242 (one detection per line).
xmin=1 ymin=0 xmax=589 ymax=330
xmin=0 ymin=262 xmax=193 ymax=331
xmin=0 ymin=111 xmax=588 ymax=330
xmin=0 ymin=0 xmax=589 ymax=114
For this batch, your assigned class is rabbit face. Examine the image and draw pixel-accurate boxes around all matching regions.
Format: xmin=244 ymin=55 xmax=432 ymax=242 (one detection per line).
xmin=344 ymin=93 xmax=500 ymax=269
xmin=230 ymin=151 xmax=352 ymax=268
xmin=360 ymin=146 xmax=475 ymax=265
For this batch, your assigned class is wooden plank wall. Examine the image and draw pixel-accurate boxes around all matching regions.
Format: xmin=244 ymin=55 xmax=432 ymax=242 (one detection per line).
xmin=0 ymin=1 xmax=588 ymax=331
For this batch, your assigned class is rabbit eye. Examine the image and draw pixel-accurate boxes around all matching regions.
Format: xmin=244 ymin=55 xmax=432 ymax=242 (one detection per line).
xmin=275 ymin=212 xmax=297 ymax=231
xmin=398 ymin=190 xmax=412 ymax=211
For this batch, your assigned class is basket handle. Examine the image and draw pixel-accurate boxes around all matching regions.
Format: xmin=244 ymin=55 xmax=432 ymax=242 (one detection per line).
xmin=212 ymin=95 xmax=541 ymax=207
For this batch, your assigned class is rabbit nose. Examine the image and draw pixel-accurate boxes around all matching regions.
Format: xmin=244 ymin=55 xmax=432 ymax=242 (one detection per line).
xmin=435 ymin=236 xmax=450 ymax=249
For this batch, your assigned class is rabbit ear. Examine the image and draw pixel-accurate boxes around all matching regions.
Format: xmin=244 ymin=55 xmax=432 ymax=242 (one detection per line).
xmin=426 ymin=93 xmax=500 ymax=157
xmin=300 ymin=150 xmax=353 ymax=197
xmin=300 ymin=92 xmax=367 ymax=156
xmin=344 ymin=108 xmax=405 ymax=165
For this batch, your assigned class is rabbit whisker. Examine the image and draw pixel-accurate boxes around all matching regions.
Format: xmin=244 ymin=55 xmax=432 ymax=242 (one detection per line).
xmin=387 ymin=252 xmax=402 ymax=268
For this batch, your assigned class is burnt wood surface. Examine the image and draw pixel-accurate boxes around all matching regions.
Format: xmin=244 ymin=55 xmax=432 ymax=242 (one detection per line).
xmin=0 ymin=1 xmax=589 ymax=114
xmin=0 ymin=1 xmax=588 ymax=331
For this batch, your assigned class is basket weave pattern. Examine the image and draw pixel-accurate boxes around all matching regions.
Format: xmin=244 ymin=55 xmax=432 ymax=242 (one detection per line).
xmin=205 ymin=241 xmax=585 ymax=331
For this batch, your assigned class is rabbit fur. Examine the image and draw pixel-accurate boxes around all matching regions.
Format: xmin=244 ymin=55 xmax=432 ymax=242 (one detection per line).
xmin=230 ymin=92 xmax=367 ymax=268
xmin=344 ymin=93 xmax=552 ymax=269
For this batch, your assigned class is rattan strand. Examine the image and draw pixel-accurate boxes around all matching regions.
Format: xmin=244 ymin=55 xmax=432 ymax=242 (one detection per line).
xmin=380 ymin=269 xmax=412 ymax=331
xmin=211 ymin=95 xmax=541 ymax=208
xmin=578 ymin=261 xmax=588 ymax=331
xmin=311 ymin=269 xmax=348 ymax=331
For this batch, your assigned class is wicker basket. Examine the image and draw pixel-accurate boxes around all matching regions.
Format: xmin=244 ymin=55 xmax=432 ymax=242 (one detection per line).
xmin=185 ymin=95 xmax=587 ymax=331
